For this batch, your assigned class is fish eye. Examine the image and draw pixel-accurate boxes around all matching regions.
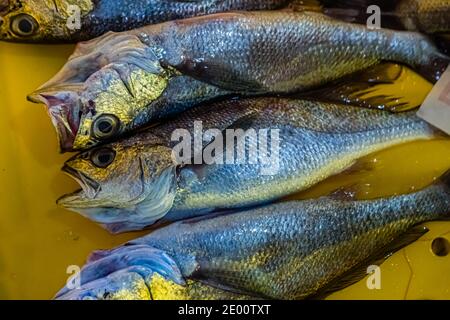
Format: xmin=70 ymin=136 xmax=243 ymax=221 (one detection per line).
xmin=90 ymin=148 xmax=116 ymax=168
xmin=11 ymin=14 xmax=38 ymax=37
xmin=92 ymin=114 xmax=121 ymax=140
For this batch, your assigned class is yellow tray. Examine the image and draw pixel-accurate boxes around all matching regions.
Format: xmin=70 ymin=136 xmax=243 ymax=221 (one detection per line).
xmin=0 ymin=43 xmax=449 ymax=299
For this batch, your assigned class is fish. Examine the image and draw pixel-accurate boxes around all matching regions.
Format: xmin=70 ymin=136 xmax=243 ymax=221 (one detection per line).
xmin=56 ymin=97 xmax=441 ymax=233
xmin=27 ymin=11 xmax=450 ymax=152
xmin=0 ymin=0 xmax=295 ymax=42
xmin=55 ymin=169 xmax=450 ymax=300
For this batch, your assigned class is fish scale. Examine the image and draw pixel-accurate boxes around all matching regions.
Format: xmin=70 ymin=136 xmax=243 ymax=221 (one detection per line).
xmin=159 ymin=12 xmax=436 ymax=92
xmin=167 ymin=98 xmax=436 ymax=218
xmin=152 ymin=12 xmax=396 ymax=91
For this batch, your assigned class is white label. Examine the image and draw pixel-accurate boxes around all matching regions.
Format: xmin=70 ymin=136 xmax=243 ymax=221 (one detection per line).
xmin=417 ymin=66 xmax=450 ymax=135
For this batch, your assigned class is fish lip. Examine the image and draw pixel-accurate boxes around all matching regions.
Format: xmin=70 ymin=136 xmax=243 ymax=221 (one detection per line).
xmin=28 ymin=90 xmax=81 ymax=152
xmin=49 ymin=106 xmax=78 ymax=153
xmin=56 ymin=189 xmax=84 ymax=208
xmin=59 ymin=165 xmax=101 ymax=206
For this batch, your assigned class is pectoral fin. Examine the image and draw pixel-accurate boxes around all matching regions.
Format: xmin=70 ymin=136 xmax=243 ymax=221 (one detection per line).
xmin=175 ymin=57 xmax=263 ymax=92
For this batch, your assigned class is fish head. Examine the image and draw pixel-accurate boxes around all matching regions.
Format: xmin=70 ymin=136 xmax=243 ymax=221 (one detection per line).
xmin=28 ymin=33 xmax=170 ymax=151
xmin=28 ymin=85 xmax=83 ymax=151
xmin=57 ymin=134 xmax=178 ymax=233
xmin=55 ymin=244 xmax=185 ymax=300
xmin=0 ymin=0 xmax=94 ymax=42
xmin=55 ymin=270 xmax=153 ymax=300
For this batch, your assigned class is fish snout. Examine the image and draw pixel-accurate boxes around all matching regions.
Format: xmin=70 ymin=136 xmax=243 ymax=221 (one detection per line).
xmin=28 ymin=89 xmax=82 ymax=152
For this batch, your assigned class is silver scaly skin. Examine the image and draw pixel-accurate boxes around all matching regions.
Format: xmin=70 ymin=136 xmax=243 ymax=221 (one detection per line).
xmin=57 ymin=97 xmax=441 ymax=233
xmin=28 ymin=11 xmax=449 ymax=151
xmin=55 ymin=173 xmax=450 ymax=300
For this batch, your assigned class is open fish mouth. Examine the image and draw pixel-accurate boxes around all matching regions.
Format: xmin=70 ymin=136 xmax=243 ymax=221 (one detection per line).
xmin=58 ymin=165 xmax=101 ymax=207
xmin=27 ymin=86 xmax=82 ymax=152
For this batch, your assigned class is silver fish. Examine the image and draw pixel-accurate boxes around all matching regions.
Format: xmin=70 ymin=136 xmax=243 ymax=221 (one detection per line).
xmin=28 ymin=11 xmax=449 ymax=151
xmin=57 ymin=97 xmax=440 ymax=233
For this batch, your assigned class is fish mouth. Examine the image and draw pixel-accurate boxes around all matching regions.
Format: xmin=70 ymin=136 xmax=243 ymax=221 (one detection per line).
xmin=58 ymin=165 xmax=101 ymax=207
xmin=28 ymin=87 xmax=82 ymax=152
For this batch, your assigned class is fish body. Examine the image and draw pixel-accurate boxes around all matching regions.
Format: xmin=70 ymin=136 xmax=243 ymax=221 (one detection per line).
xmin=0 ymin=0 xmax=291 ymax=42
xmin=55 ymin=172 xmax=450 ymax=300
xmin=57 ymin=97 xmax=439 ymax=233
xmin=29 ymin=11 xmax=449 ymax=151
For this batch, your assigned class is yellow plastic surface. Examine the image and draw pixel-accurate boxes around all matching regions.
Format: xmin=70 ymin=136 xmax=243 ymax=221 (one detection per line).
xmin=0 ymin=43 xmax=449 ymax=300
